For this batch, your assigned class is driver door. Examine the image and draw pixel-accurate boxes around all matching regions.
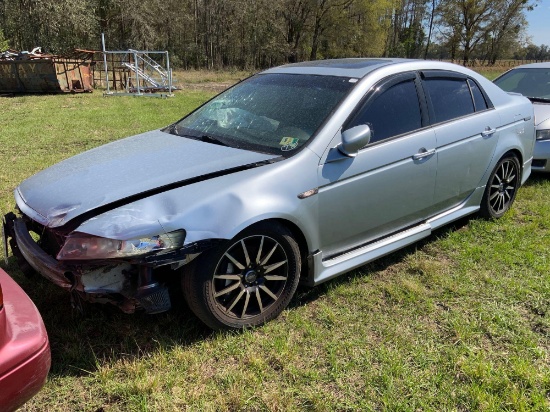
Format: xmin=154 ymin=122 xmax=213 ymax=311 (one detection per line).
xmin=317 ymin=73 xmax=438 ymax=258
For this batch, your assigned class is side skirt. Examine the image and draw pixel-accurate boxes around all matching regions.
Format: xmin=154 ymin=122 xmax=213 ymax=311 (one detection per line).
xmin=307 ymin=193 xmax=483 ymax=287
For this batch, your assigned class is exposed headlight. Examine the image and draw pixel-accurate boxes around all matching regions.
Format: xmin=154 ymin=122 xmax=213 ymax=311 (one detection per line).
xmin=57 ymin=229 xmax=186 ymax=260
xmin=536 ymin=129 xmax=550 ymax=141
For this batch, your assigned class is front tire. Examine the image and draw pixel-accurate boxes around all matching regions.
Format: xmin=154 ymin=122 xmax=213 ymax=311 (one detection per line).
xmin=182 ymin=222 xmax=301 ymax=330
xmin=479 ymin=155 xmax=521 ymax=219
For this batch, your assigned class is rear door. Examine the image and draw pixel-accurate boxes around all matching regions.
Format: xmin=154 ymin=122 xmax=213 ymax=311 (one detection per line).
xmin=421 ymin=71 xmax=500 ymax=211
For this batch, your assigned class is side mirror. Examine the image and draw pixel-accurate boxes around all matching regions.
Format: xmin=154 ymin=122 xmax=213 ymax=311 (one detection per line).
xmin=339 ymin=124 xmax=371 ymax=157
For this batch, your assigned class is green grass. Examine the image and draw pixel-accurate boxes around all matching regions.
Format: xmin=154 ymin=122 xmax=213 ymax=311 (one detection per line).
xmin=1 ymin=76 xmax=549 ymax=411
xmin=468 ymin=68 xmax=507 ymax=81
xmin=0 ymin=91 xmax=210 ymax=215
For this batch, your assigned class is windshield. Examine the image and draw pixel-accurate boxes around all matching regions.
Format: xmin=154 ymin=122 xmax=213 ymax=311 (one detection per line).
xmin=494 ymin=68 xmax=550 ymax=100
xmin=169 ymin=73 xmax=355 ymax=155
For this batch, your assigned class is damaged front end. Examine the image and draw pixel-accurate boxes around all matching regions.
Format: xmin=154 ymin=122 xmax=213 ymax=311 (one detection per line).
xmin=1 ymin=128 xmax=278 ymax=315
xmin=3 ymin=211 xmax=215 ymax=314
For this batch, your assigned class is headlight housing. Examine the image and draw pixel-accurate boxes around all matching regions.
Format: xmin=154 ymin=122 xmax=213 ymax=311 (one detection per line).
xmin=536 ymin=129 xmax=550 ymax=141
xmin=57 ymin=229 xmax=186 ymax=260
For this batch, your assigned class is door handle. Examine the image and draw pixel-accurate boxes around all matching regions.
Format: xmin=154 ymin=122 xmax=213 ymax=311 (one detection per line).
xmin=412 ymin=148 xmax=436 ymax=160
xmin=481 ymin=127 xmax=497 ymax=137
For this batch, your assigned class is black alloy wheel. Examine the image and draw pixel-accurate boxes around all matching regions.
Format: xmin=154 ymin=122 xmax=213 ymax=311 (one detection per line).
xmin=182 ymin=222 xmax=301 ymax=330
xmin=480 ymin=155 xmax=521 ymax=219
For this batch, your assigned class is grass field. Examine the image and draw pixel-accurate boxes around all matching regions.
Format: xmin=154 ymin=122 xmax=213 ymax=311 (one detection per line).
xmin=1 ymin=75 xmax=549 ymax=411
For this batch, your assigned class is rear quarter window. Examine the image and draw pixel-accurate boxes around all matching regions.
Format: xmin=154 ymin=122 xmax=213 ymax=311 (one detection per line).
xmin=468 ymin=79 xmax=489 ymax=111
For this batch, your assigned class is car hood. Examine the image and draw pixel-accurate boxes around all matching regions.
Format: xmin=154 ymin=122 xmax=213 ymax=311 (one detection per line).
xmin=534 ymin=103 xmax=550 ymax=126
xmin=16 ymin=129 xmax=277 ymax=228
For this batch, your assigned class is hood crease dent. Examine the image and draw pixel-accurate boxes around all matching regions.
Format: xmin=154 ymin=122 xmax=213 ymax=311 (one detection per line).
xmin=16 ymin=130 xmax=277 ymax=231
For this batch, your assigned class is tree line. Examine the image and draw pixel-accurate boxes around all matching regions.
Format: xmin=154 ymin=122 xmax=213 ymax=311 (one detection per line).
xmin=0 ymin=0 xmax=543 ymax=69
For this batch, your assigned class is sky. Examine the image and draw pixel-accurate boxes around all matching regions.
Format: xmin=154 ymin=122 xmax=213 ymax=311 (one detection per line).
xmin=525 ymin=0 xmax=550 ymax=46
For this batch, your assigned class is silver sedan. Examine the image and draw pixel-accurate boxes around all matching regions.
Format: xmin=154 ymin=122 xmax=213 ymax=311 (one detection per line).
xmin=494 ymin=62 xmax=550 ymax=172
xmin=4 ymin=59 xmax=535 ymax=330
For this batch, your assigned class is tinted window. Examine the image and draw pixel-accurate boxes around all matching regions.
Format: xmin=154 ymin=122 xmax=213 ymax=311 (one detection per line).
xmin=468 ymin=79 xmax=488 ymax=111
xmin=424 ymin=78 xmax=474 ymax=123
xmin=347 ymin=79 xmax=422 ymax=144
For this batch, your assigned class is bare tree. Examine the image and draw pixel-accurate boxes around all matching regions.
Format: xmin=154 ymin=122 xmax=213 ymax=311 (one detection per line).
xmin=437 ymin=0 xmax=535 ymax=65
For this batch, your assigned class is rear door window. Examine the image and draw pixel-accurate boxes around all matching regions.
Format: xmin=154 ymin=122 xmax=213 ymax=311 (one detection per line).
xmin=423 ymin=78 xmax=474 ymax=123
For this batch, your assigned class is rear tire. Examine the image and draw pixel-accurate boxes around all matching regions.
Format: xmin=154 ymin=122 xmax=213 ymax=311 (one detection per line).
xmin=479 ymin=155 xmax=520 ymax=219
xmin=182 ymin=222 xmax=301 ymax=330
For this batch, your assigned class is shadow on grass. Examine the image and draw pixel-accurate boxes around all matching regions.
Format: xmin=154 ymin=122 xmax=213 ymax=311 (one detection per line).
xmin=0 ymin=212 xmax=476 ymax=379
xmin=2 ymin=258 xmax=213 ymax=378
xmin=522 ymin=172 xmax=549 ymax=187
xmin=291 ymin=214 xmax=473 ymax=311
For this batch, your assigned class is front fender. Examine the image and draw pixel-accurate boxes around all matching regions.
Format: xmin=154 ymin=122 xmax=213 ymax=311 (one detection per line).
xmin=75 ymin=149 xmax=322 ymax=252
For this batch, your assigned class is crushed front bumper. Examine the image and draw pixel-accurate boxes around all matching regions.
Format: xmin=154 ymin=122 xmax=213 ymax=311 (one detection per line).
xmin=3 ymin=212 xmax=221 ymax=314
xmin=2 ymin=213 xmax=180 ymax=314
xmin=3 ymin=215 xmax=72 ymax=290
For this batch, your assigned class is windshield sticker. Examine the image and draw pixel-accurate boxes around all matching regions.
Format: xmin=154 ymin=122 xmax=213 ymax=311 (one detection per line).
xmin=280 ymin=137 xmax=299 ymax=151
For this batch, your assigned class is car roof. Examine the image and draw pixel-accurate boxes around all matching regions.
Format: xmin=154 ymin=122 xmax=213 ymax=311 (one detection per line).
xmin=262 ymin=58 xmax=494 ymax=80
xmin=508 ymin=62 xmax=550 ymax=70
xmin=263 ymin=58 xmax=415 ymax=78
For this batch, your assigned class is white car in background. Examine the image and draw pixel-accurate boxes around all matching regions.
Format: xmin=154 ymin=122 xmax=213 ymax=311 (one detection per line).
xmin=494 ymin=62 xmax=550 ymax=172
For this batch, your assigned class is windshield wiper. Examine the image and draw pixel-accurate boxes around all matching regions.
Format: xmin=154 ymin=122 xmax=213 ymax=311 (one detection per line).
xmin=199 ymin=134 xmax=231 ymax=147
xmin=528 ymin=97 xmax=550 ymax=103
xmin=166 ymin=123 xmax=178 ymax=135
xmin=165 ymin=124 xmax=232 ymax=147
xmin=166 ymin=125 xmax=230 ymax=146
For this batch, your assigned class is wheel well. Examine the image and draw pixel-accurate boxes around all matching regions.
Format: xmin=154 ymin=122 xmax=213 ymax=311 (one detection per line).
xmin=249 ymin=218 xmax=310 ymax=279
xmin=503 ymin=149 xmax=522 ymax=164
xmin=501 ymin=149 xmax=523 ymax=178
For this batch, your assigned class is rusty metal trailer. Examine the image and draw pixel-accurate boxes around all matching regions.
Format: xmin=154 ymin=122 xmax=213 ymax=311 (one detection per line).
xmin=0 ymin=51 xmax=94 ymax=94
